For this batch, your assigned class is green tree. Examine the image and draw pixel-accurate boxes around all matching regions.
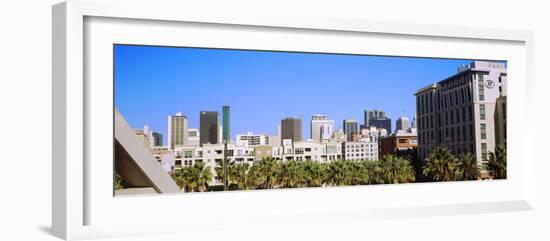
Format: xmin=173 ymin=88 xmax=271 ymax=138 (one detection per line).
xmin=485 ymin=146 xmax=507 ymax=179
xmin=303 ymin=160 xmax=327 ymax=187
xmin=228 ymin=162 xmax=250 ymax=190
xmin=256 ymin=157 xmax=281 ymax=189
xmin=379 ymin=155 xmax=415 ymax=184
xmin=326 ymin=160 xmax=351 ymax=186
xmin=347 ymin=161 xmax=369 ymax=185
xmin=278 ymin=160 xmax=305 ymax=188
xmin=173 ymin=162 xmax=213 ymax=192
xmin=456 ymin=153 xmax=481 ymax=181
xmin=246 ymin=165 xmax=263 ymax=190
xmin=423 ymin=147 xmax=459 ymax=182
xmin=215 ymin=160 xmax=234 ymax=186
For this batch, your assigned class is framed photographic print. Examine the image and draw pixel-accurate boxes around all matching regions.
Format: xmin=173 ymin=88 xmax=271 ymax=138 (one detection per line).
xmin=52 ymin=0 xmax=536 ymax=240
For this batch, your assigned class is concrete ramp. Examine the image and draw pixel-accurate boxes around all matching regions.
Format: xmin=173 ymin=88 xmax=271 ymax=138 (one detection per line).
xmin=115 ymin=109 xmax=181 ymax=194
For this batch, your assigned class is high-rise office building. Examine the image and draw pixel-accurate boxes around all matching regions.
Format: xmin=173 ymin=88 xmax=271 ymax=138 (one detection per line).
xmin=152 ymin=132 xmax=162 ymax=146
xmin=200 ymin=111 xmax=220 ymax=145
xmin=310 ymin=114 xmax=335 ymax=142
xmin=364 ymin=109 xmax=386 ymax=126
xmin=365 ymin=109 xmax=392 ymax=133
xmin=168 ymin=112 xmax=188 ymax=149
xmin=343 ymin=119 xmax=359 ymax=142
xmin=222 ymin=106 xmax=230 ymax=143
xmin=415 ymin=61 xmax=507 ymax=165
xmin=369 ymin=118 xmax=392 ymax=133
xmin=281 ymin=118 xmax=302 ymax=144
xmin=396 ymin=117 xmax=410 ymax=131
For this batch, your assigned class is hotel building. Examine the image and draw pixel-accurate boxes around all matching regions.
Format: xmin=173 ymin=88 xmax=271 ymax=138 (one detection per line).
xmin=415 ymin=61 xmax=507 ymax=165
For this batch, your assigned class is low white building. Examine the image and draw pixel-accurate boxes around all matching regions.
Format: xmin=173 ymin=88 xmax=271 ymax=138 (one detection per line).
xmin=342 ymin=141 xmax=379 ymax=161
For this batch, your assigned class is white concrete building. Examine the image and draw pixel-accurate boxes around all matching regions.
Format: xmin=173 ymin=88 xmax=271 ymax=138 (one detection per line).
xmin=236 ymin=132 xmax=269 ymax=147
xmin=187 ymin=128 xmax=200 ymax=147
xmin=342 ymin=141 xmax=379 ymax=161
xmin=310 ymin=114 xmax=335 ymax=142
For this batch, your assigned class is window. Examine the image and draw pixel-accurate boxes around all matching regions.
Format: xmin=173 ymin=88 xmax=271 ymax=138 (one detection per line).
xmin=481 ymin=143 xmax=488 ymax=160
xmin=480 ymin=123 xmax=487 ymax=139
xmin=478 ymin=75 xmax=485 ymax=101
xmin=184 ymin=150 xmax=193 ymax=158
xmin=295 ymin=148 xmax=304 ymax=155
xmin=480 ymin=104 xmax=486 ymax=120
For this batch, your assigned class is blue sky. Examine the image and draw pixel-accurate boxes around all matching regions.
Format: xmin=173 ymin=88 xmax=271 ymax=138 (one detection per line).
xmin=114 ymin=45 xmax=474 ymax=143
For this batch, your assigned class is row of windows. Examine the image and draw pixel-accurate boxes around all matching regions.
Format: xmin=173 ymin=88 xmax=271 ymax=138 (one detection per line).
xmin=418 ymin=124 xmax=476 ymax=145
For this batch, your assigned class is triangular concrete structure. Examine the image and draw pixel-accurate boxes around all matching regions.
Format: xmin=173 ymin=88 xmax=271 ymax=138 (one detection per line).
xmin=115 ymin=109 xmax=180 ymax=194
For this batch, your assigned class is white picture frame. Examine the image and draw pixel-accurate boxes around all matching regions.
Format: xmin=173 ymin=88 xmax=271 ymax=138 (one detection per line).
xmin=52 ymin=0 xmax=536 ymax=240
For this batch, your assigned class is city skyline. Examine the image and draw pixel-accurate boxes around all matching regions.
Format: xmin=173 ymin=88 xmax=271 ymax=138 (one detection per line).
xmin=115 ymin=44 xmax=482 ymax=143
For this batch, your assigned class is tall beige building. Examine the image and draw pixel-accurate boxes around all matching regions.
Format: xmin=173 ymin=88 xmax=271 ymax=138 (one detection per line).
xmin=415 ymin=61 xmax=507 ymax=165
xmin=168 ymin=112 xmax=188 ymax=150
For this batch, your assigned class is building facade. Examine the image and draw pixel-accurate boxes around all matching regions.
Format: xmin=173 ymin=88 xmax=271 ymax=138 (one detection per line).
xmin=152 ymin=132 xmax=162 ymax=147
xmin=281 ymin=117 xmax=302 ymax=144
xmin=310 ymin=114 xmax=335 ymax=142
xmin=187 ymin=128 xmax=200 ymax=147
xmin=168 ymin=113 xmax=188 ymax=149
xmin=236 ymin=132 xmax=270 ymax=147
xmin=200 ymin=111 xmax=219 ymax=145
xmin=342 ymin=141 xmax=379 ymax=161
xmin=494 ymin=96 xmax=507 ymax=148
xmin=222 ymin=106 xmax=230 ymax=143
xmin=378 ymin=129 xmax=418 ymax=159
xmin=343 ymin=119 xmax=359 ymax=141
xmin=415 ymin=61 xmax=507 ymax=165
xmin=396 ymin=116 xmax=410 ymax=131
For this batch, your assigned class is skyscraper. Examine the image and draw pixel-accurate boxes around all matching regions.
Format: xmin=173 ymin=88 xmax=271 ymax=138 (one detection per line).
xmin=365 ymin=109 xmax=392 ymax=133
xmin=222 ymin=106 xmax=230 ymax=143
xmin=200 ymin=111 xmax=220 ymax=145
xmin=343 ymin=119 xmax=359 ymax=142
xmin=168 ymin=112 xmax=188 ymax=149
xmin=281 ymin=118 xmax=302 ymax=144
xmin=396 ymin=117 xmax=410 ymax=131
xmin=152 ymin=132 xmax=163 ymax=146
xmin=364 ymin=109 xmax=386 ymax=127
xmin=310 ymin=114 xmax=335 ymax=142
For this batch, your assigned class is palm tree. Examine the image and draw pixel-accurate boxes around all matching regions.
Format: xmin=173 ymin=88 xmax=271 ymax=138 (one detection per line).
xmin=215 ymin=160 xmax=234 ymax=186
xmin=326 ymin=160 xmax=350 ymax=186
xmin=302 ymin=160 xmax=326 ymax=187
xmin=256 ymin=157 xmax=280 ymax=189
xmin=347 ymin=161 xmax=369 ymax=185
xmin=246 ymin=165 xmax=263 ymax=190
xmin=379 ymin=155 xmax=415 ymax=184
xmin=364 ymin=160 xmax=384 ymax=184
xmin=229 ymin=162 xmax=250 ymax=190
xmin=485 ymin=146 xmax=507 ymax=179
xmin=456 ymin=153 xmax=480 ymax=181
xmin=174 ymin=162 xmax=213 ymax=192
xmin=422 ymin=147 xmax=459 ymax=182
xmin=278 ymin=160 xmax=304 ymax=188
